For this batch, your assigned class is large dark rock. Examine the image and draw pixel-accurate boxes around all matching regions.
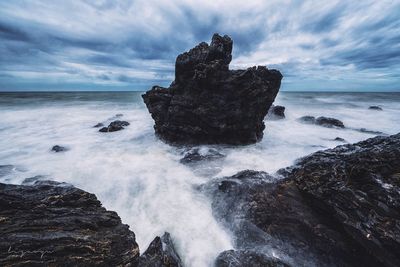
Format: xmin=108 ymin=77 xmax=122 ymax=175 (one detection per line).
xmin=205 ymin=133 xmax=400 ymax=267
xmin=0 ymin=181 xmax=140 ymax=266
xmin=99 ymin=120 xmax=130 ymax=132
xmin=139 ymin=232 xmax=183 ymax=267
xmin=286 ymin=133 xmax=400 ymax=267
xmin=142 ymin=33 xmax=282 ymax=145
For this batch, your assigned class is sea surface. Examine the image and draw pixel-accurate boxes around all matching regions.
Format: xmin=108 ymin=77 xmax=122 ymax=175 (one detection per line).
xmin=1 ymin=91 xmax=400 ymax=266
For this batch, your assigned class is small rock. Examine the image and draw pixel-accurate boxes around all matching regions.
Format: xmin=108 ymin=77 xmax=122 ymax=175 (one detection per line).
xmin=298 ymin=116 xmax=344 ymax=128
xmin=93 ymin=123 xmax=104 ymax=128
xmin=180 ymin=148 xmax=225 ymax=164
xmin=315 ymin=116 xmax=345 ymax=128
xmin=357 ymin=128 xmax=385 ymax=135
xmin=298 ymin=116 xmax=316 ymax=124
xmin=368 ymin=106 xmax=382 ymax=111
xmin=139 ymin=232 xmax=183 ymax=267
xmin=268 ymin=105 xmax=286 ymax=120
xmin=333 ymin=137 xmax=346 ymax=142
xmin=51 ymin=145 xmax=68 ymax=152
xmin=99 ymin=120 xmax=130 ymax=132
xmin=115 ymin=113 xmax=123 ymax=117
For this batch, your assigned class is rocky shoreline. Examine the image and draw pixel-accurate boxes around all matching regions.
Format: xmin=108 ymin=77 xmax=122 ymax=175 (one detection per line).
xmin=1 ymin=133 xmax=399 ymax=266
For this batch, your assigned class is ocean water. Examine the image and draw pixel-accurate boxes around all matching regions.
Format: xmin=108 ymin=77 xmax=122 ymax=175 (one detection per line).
xmin=1 ymin=91 xmax=400 ymax=266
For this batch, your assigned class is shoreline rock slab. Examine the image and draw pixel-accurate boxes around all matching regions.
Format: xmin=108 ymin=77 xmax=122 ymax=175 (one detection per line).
xmin=204 ymin=133 xmax=400 ymax=267
xmin=0 ymin=181 xmax=140 ymax=266
xmin=267 ymin=105 xmax=286 ymax=120
xmin=143 ymin=33 xmax=282 ymax=145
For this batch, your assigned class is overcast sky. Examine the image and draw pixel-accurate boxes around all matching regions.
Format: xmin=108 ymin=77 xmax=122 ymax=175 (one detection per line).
xmin=0 ymin=0 xmax=399 ymax=91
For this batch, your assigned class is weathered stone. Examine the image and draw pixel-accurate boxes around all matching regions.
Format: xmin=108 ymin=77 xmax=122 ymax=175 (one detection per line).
xmin=369 ymin=106 xmax=382 ymax=111
xmin=99 ymin=120 xmax=130 ymax=132
xmin=139 ymin=232 xmax=183 ymax=267
xmin=215 ymin=250 xmax=290 ymax=267
xmin=267 ymin=105 xmax=285 ymax=120
xmin=51 ymin=145 xmax=68 ymax=152
xmin=143 ymin=33 xmax=282 ymax=145
xmin=0 ymin=181 xmax=140 ymax=266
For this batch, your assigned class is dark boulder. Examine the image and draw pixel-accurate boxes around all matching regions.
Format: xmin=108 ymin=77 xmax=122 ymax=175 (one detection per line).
xmin=315 ymin=116 xmax=345 ymax=128
xmin=204 ymin=133 xmax=400 ymax=266
xmin=287 ymin=133 xmax=400 ymax=267
xmin=369 ymin=106 xmax=382 ymax=111
xmin=298 ymin=116 xmax=345 ymax=128
xmin=356 ymin=127 xmax=386 ymax=135
xmin=142 ymin=33 xmax=282 ymax=145
xmin=0 ymin=181 xmax=140 ymax=266
xmin=51 ymin=145 xmax=68 ymax=152
xmin=267 ymin=105 xmax=285 ymax=120
xmin=139 ymin=232 xmax=183 ymax=267
xmin=215 ymin=250 xmax=289 ymax=267
xmin=99 ymin=120 xmax=130 ymax=132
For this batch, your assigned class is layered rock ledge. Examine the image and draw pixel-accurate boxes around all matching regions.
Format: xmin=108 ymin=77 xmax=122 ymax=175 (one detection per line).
xmin=204 ymin=133 xmax=400 ymax=267
xmin=143 ymin=34 xmax=282 ymax=145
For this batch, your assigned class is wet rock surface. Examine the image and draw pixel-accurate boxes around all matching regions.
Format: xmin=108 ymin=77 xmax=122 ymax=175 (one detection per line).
xmin=215 ymin=249 xmax=289 ymax=267
xmin=51 ymin=145 xmax=68 ymax=152
xmin=180 ymin=148 xmax=225 ymax=164
xmin=267 ymin=105 xmax=286 ymax=120
xmin=139 ymin=232 xmax=183 ymax=267
xmin=99 ymin=120 xmax=130 ymax=132
xmin=0 ymin=181 xmax=140 ymax=266
xmin=205 ymin=133 xmax=400 ymax=267
xmin=298 ymin=116 xmax=345 ymax=128
xmin=143 ymin=33 xmax=282 ymax=145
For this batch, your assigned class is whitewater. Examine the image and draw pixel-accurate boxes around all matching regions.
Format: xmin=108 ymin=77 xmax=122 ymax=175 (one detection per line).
xmin=1 ymin=91 xmax=400 ymax=266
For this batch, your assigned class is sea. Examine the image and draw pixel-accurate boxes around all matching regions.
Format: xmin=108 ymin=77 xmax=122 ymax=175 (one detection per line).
xmin=1 ymin=91 xmax=400 ymax=266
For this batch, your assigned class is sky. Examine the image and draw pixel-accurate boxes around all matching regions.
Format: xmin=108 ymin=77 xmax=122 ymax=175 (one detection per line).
xmin=0 ymin=0 xmax=399 ymax=92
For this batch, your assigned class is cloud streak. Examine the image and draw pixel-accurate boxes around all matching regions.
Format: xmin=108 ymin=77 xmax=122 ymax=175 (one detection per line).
xmin=0 ymin=0 xmax=399 ymax=91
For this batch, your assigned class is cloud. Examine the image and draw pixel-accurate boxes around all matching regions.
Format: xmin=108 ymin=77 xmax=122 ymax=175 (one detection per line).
xmin=0 ymin=0 xmax=399 ymax=91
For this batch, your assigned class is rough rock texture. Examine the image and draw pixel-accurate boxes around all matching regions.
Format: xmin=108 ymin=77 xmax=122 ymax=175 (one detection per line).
xmin=142 ymin=34 xmax=282 ymax=145
xmin=180 ymin=148 xmax=225 ymax=164
xmin=139 ymin=232 xmax=183 ymax=267
xmin=205 ymin=133 xmax=400 ymax=267
xmin=51 ymin=145 xmax=68 ymax=152
xmin=267 ymin=105 xmax=285 ymax=120
xmin=99 ymin=120 xmax=130 ymax=132
xmin=286 ymin=133 xmax=400 ymax=267
xmin=93 ymin=122 xmax=104 ymax=128
xmin=0 ymin=181 xmax=140 ymax=266
xmin=298 ymin=116 xmax=345 ymax=128
xmin=215 ymin=250 xmax=289 ymax=267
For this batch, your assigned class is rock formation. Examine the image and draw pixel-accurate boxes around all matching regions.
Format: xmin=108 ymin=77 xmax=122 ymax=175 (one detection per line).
xmin=99 ymin=120 xmax=130 ymax=132
xmin=143 ymin=34 xmax=282 ymax=145
xmin=139 ymin=232 xmax=183 ymax=267
xmin=298 ymin=115 xmax=345 ymax=128
xmin=267 ymin=105 xmax=286 ymax=120
xmin=51 ymin=145 xmax=68 ymax=152
xmin=203 ymin=133 xmax=400 ymax=267
xmin=0 ymin=181 xmax=140 ymax=266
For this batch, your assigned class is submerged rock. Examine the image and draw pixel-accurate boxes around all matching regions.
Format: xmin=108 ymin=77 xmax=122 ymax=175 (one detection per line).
xmin=298 ymin=116 xmax=345 ymax=128
xmin=215 ymin=250 xmax=289 ymax=267
xmin=204 ymin=133 xmax=400 ymax=267
xmin=267 ymin=105 xmax=286 ymax=120
xmin=369 ymin=106 xmax=383 ymax=111
xmin=0 ymin=181 xmax=140 ymax=266
xmin=139 ymin=232 xmax=183 ymax=267
xmin=333 ymin=137 xmax=346 ymax=142
xmin=51 ymin=145 xmax=68 ymax=152
xmin=93 ymin=122 xmax=104 ymax=128
xmin=180 ymin=148 xmax=225 ymax=164
xmin=99 ymin=120 xmax=130 ymax=132
xmin=142 ymin=33 xmax=282 ymax=145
